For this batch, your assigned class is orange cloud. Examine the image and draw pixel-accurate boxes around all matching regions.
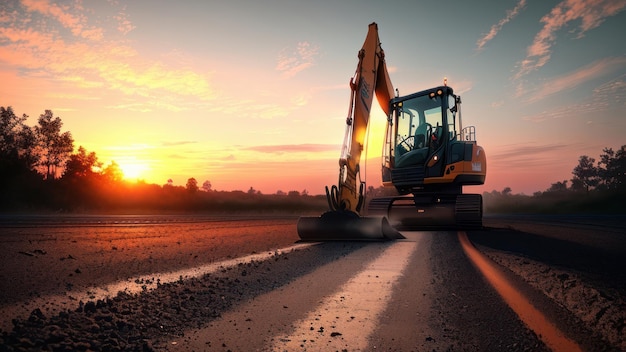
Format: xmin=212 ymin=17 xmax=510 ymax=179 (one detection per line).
xmin=515 ymin=0 xmax=626 ymax=79
xmin=0 ymin=1 xmax=215 ymax=112
xmin=476 ymin=0 xmax=527 ymax=51
xmin=22 ymin=0 xmax=103 ymax=40
xmin=523 ymin=56 xmax=626 ymax=103
xmin=276 ymin=41 xmax=319 ymax=78
xmin=112 ymin=4 xmax=135 ymax=35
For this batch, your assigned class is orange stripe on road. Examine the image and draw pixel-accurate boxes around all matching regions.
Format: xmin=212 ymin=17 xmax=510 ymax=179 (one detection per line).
xmin=458 ymin=231 xmax=582 ymax=352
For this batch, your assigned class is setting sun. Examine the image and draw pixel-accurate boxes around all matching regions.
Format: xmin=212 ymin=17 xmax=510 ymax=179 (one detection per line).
xmin=117 ymin=160 xmax=149 ymax=181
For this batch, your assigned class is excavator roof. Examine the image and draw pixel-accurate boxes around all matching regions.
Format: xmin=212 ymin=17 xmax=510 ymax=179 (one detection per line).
xmin=391 ymin=85 xmax=454 ymax=104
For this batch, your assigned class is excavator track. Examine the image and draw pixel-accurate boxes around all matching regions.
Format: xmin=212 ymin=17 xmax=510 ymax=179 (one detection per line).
xmin=366 ymin=194 xmax=483 ymax=230
xmin=455 ymin=194 xmax=483 ymax=229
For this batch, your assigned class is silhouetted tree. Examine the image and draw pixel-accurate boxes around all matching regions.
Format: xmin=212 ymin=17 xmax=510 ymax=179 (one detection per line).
xmin=546 ymin=180 xmax=568 ymax=193
xmin=202 ymin=180 xmax=212 ymax=192
xmin=571 ymin=155 xmax=598 ymax=194
xmin=0 ymin=106 xmax=42 ymax=209
xmin=0 ymin=106 xmax=38 ymax=171
xmin=502 ymin=187 xmax=512 ymax=196
xmin=102 ymin=161 xmax=123 ymax=183
xmin=162 ymin=178 xmax=175 ymax=195
xmin=34 ymin=110 xmax=74 ymax=180
xmin=598 ymin=145 xmax=626 ymax=191
xmin=63 ymin=146 xmax=101 ymax=180
xmin=186 ymin=178 xmax=198 ymax=193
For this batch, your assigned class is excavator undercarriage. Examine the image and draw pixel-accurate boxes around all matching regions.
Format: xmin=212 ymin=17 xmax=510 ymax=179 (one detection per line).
xmin=367 ymin=193 xmax=483 ymax=230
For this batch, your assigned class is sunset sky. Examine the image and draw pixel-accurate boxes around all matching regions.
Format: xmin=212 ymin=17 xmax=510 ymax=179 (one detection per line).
xmin=2 ymin=0 xmax=625 ymax=195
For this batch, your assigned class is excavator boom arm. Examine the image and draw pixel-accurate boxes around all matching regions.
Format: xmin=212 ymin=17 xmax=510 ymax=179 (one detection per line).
xmin=335 ymin=22 xmax=394 ymax=214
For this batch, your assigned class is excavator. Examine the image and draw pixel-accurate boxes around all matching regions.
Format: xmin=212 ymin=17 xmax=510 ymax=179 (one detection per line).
xmin=297 ymin=23 xmax=486 ymax=241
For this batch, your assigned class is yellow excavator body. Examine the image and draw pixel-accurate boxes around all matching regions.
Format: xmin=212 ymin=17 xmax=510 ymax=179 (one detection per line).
xmin=297 ymin=23 xmax=486 ymax=241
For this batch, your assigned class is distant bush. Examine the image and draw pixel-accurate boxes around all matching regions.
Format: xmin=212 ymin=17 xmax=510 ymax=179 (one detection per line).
xmin=483 ymin=189 xmax=625 ymax=214
xmin=482 ymin=145 xmax=625 ymax=214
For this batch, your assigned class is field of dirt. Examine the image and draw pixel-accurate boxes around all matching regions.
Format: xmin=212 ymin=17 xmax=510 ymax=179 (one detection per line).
xmin=473 ymin=216 xmax=626 ymax=351
xmin=0 ymin=215 xmax=302 ymax=350
xmin=0 ymin=214 xmax=624 ymax=351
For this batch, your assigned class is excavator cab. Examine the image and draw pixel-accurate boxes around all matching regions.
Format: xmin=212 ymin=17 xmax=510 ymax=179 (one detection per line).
xmin=383 ymin=86 xmax=456 ymax=191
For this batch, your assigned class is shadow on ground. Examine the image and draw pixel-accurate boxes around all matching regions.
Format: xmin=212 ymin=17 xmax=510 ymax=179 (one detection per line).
xmin=1 ymin=241 xmax=385 ymax=351
xmin=468 ymin=226 xmax=625 ymax=294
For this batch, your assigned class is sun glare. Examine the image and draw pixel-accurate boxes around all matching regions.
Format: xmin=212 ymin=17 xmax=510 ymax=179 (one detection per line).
xmin=118 ymin=161 xmax=148 ymax=181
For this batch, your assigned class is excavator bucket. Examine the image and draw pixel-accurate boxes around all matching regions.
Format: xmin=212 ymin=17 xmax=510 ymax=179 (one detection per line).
xmin=297 ymin=211 xmax=405 ymax=241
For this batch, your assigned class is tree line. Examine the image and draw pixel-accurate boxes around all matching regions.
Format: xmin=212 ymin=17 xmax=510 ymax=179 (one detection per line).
xmin=0 ymin=106 xmax=325 ymax=213
xmin=483 ymin=146 xmax=626 ymax=214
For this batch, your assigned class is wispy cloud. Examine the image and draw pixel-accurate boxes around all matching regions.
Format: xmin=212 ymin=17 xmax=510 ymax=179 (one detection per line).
xmin=522 ymin=101 xmax=601 ymax=123
xmin=515 ymin=0 xmax=626 ymax=79
xmin=22 ymin=0 xmax=104 ymax=40
xmin=161 ymin=141 xmax=197 ymax=147
xmin=489 ymin=143 xmax=572 ymax=168
xmin=476 ymin=0 xmax=527 ymax=51
xmin=0 ymin=0 xmax=215 ymax=111
xmin=449 ymin=79 xmax=473 ymax=95
xmin=523 ymin=56 xmax=626 ymax=102
xmin=207 ymin=97 xmax=291 ymax=120
xmin=522 ymin=72 xmax=626 ymax=122
xmin=245 ymin=143 xmax=338 ymax=154
xmin=276 ymin=41 xmax=319 ymax=78
xmin=593 ymin=74 xmax=626 ymax=106
xmin=112 ymin=4 xmax=135 ymax=35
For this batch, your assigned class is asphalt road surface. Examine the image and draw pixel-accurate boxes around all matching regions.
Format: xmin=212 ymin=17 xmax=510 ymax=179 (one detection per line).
xmin=0 ymin=214 xmax=623 ymax=351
